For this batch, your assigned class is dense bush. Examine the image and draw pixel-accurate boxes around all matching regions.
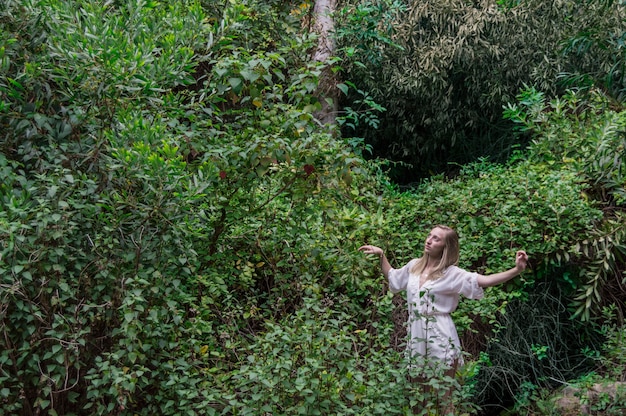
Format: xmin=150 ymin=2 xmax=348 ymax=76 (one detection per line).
xmin=0 ymin=0 xmax=373 ymax=413
xmin=504 ymin=87 xmax=626 ymax=321
xmin=336 ymin=0 xmax=626 ymax=182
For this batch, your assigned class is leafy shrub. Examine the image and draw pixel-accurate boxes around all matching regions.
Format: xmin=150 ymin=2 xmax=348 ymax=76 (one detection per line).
xmin=225 ymin=293 xmax=478 ymax=415
xmin=0 ymin=0 xmax=389 ymax=414
xmin=337 ymin=0 xmax=626 ymax=182
xmin=504 ymin=87 xmax=626 ymax=321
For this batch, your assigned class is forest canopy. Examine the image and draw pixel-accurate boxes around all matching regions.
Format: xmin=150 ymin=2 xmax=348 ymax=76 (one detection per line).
xmin=1 ymin=0 xmax=625 ymax=415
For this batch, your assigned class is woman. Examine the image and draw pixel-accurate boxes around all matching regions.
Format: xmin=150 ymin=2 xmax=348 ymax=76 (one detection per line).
xmin=359 ymin=225 xmax=528 ymax=373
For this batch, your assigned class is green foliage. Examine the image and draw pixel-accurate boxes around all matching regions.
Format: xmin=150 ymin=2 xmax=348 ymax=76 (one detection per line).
xmin=223 ymin=293 xmax=479 ymax=415
xmin=334 ymin=0 xmax=406 ymax=68
xmin=337 ymin=0 xmax=626 ymax=182
xmin=559 ymin=0 xmax=626 ymax=101
xmin=505 ymin=87 xmax=626 ymax=321
xmin=226 ymin=295 xmax=405 ymax=415
xmin=454 ymin=86 xmax=626 ymax=412
xmin=594 ymin=305 xmax=626 ymax=381
xmin=2 ymin=0 xmax=626 ymax=415
xmin=1 ymin=0 xmax=402 ymax=414
xmin=0 ymin=0 xmax=359 ymax=414
xmin=382 ymin=157 xmax=601 ymax=274
xmin=214 ymin=0 xmax=305 ymax=53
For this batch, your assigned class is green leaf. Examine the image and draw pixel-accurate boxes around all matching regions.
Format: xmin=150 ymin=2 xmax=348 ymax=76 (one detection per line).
xmin=228 ymin=77 xmax=243 ymax=93
xmin=240 ymin=69 xmax=260 ymax=83
xmin=55 ymin=353 xmax=65 ymax=365
xmin=337 ymin=83 xmax=349 ymax=95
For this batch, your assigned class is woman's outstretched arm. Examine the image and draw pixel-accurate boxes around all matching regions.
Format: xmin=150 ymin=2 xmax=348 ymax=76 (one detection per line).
xmin=358 ymin=245 xmax=392 ymax=279
xmin=476 ymin=250 xmax=529 ymax=288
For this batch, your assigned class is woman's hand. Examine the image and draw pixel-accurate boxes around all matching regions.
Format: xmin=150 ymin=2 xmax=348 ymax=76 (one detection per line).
xmin=515 ymin=250 xmax=529 ymax=272
xmin=358 ymin=245 xmax=384 ymax=257
xmin=359 ymin=245 xmax=391 ymax=278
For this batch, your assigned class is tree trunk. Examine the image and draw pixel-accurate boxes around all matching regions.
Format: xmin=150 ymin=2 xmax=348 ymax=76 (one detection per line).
xmin=311 ymin=0 xmax=339 ymax=126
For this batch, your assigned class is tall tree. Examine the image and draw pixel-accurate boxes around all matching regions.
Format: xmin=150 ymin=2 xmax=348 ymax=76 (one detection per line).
xmin=312 ymin=0 xmax=339 ymax=125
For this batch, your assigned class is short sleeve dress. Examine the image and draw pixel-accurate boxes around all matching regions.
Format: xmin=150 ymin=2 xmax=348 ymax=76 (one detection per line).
xmin=388 ymin=259 xmax=484 ymax=368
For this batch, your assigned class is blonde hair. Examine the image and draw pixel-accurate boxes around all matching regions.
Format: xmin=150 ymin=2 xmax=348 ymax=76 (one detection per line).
xmin=410 ymin=225 xmax=460 ymax=280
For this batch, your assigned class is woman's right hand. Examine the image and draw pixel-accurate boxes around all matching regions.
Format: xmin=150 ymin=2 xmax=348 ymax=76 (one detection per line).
xmin=358 ymin=245 xmax=384 ymax=257
xmin=359 ymin=245 xmax=391 ymax=278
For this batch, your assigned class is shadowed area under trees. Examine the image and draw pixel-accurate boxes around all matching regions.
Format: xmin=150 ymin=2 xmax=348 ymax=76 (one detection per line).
xmin=1 ymin=0 xmax=626 ymax=415
xmin=336 ymin=0 xmax=626 ymax=184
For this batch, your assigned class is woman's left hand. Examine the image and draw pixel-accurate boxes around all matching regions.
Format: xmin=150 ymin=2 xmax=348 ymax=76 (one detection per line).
xmin=515 ymin=250 xmax=529 ymax=272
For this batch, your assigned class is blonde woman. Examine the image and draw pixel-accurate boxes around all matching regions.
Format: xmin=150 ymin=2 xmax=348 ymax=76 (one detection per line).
xmin=359 ymin=225 xmax=528 ymax=374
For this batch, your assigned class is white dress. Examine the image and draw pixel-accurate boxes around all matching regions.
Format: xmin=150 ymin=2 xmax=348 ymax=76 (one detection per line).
xmin=388 ymin=259 xmax=484 ymax=368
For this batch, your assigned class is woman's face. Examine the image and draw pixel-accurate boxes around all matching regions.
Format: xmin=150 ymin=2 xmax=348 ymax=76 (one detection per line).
xmin=424 ymin=227 xmax=446 ymax=258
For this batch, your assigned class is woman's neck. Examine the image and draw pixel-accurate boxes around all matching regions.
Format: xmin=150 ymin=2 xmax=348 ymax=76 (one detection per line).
xmin=425 ymin=256 xmax=441 ymax=270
